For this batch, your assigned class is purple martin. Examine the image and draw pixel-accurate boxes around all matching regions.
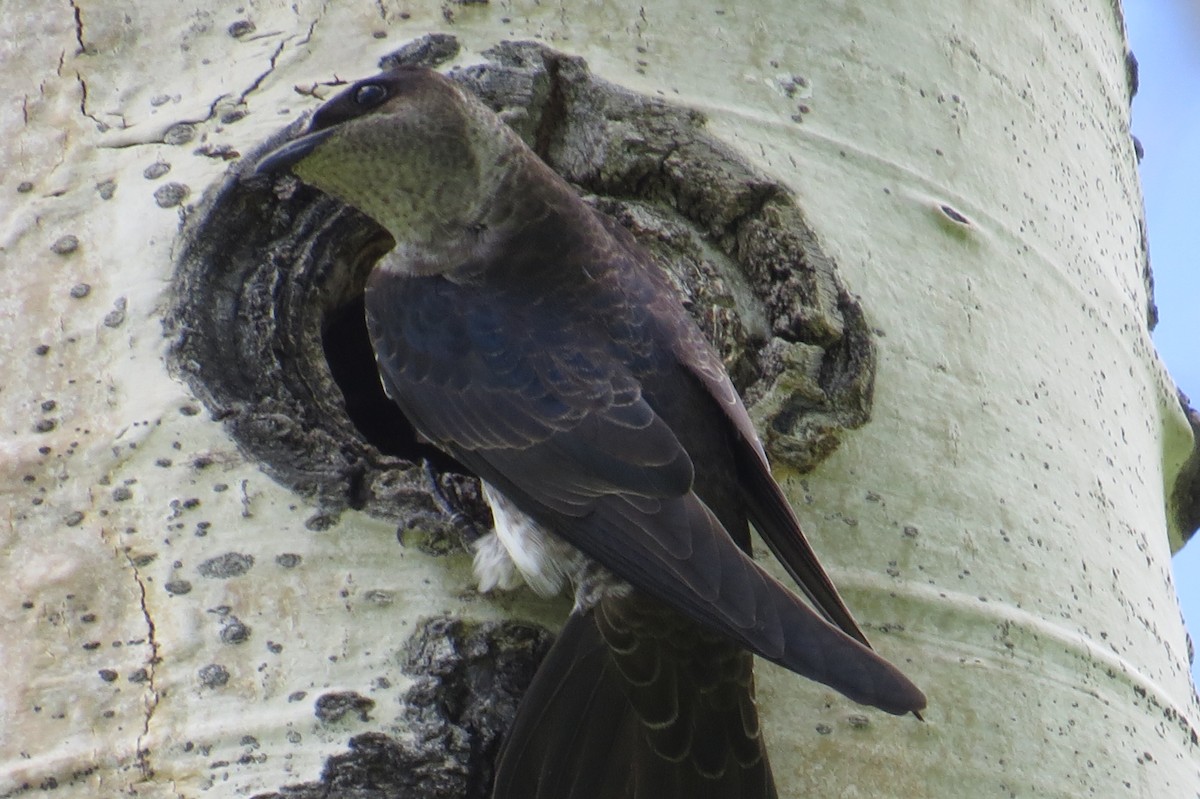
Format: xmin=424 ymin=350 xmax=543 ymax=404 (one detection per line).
xmin=257 ymin=66 xmax=925 ymax=798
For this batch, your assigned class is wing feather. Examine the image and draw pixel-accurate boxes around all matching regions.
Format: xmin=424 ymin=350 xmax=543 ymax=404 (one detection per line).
xmin=364 ymin=244 xmax=924 ymax=714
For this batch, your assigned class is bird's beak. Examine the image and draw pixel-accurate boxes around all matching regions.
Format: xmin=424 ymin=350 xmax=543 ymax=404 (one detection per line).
xmin=254 ymin=127 xmax=336 ymax=175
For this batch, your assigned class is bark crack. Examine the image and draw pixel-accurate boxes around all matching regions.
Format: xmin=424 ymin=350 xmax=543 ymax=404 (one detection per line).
xmin=74 ymin=71 xmax=109 ymax=129
xmin=122 ymin=549 xmax=161 ymax=781
xmin=226 ymin=11 xmax=323 ymax=112
xmin=68 ymin=0 xmax=86 ymax=55
xmin=98 ymin=9 xmax=324 ymax=149
xmin=237 ymin=39 xmax=288 ymax=105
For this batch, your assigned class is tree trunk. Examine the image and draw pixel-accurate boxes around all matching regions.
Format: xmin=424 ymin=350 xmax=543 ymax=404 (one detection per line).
xmin=3 ymin=1 xmax=1196 ymax=797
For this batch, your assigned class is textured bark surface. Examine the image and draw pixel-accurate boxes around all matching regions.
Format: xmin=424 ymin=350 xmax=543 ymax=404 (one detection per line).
xmin=2 ymin=2 xmax=1197 ymax=798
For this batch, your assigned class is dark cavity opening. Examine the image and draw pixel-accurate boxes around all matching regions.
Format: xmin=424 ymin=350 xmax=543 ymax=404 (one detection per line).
xmin=321 ymin=295 xmax=464 ymax=474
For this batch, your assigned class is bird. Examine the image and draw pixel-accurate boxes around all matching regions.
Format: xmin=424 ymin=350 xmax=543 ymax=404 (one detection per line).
xmin=256 ymin=65 xmax=925 ymax=799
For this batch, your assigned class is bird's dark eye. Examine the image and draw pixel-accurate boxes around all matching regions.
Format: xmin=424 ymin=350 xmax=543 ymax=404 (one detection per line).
xmin=355 ymin=84 xmax=388 ymax=107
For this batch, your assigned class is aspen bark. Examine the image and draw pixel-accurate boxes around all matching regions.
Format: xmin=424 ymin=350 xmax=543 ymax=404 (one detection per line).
xmin=2 ymin=2 xmax=1196 ymax=797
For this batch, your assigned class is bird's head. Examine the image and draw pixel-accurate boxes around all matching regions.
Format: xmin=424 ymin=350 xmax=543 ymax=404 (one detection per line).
xmin=256 ymin=67 xmax=523 ymax=249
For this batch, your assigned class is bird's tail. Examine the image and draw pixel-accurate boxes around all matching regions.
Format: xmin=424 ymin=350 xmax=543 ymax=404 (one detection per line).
xmin=492 ymin=593 xmax=777 ymax=799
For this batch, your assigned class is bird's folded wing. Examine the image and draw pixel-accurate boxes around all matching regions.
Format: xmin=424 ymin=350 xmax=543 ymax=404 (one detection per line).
xmin=652 ymin=286 xmax=873 ymax=647
xmin=366 ymin=273 xmax=925 ymax=714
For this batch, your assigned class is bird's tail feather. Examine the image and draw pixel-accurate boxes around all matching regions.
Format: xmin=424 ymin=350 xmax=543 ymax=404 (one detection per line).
xmin=492 ymin=598 xmax=777 ymax=799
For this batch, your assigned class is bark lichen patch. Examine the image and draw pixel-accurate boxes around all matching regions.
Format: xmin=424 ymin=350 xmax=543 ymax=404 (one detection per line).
xmin=197 ymin=552 xmax=254 ymax=578
xmin=51 ymin=235 xmax=80 ymax=255
xmin=198 ymin=663 xmax=230 ymax=688
xmin=167 ymin=36 xmax=876 ymax=521
xmin=153 ymin=182 xmax=189 ymax=208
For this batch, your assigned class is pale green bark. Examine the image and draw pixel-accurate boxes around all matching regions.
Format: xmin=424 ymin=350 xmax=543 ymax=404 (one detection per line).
xmin=1 ymin=1 xmax=1195 ymax=797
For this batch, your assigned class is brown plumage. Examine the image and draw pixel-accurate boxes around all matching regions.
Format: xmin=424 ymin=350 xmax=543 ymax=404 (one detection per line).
xmin=257 ymin=65 xmax=925 ymax=799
